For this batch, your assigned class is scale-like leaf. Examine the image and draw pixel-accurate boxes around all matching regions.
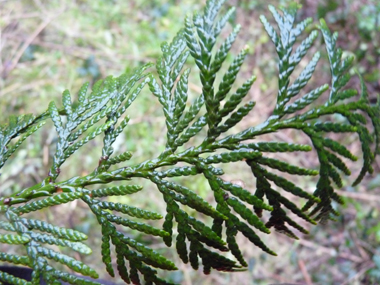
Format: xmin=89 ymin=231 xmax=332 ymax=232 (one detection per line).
xmin=20 ymin=218 xmax=87 ymax=241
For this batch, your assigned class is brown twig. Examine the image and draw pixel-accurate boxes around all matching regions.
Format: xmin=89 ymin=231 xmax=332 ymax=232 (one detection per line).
xmin=298 ymin=239 xmax=363 ymax=263
xmin=341 ymin=261 xmax=375 ymax=285
xmin=335 ymin=189 xmax=380 ymax=205
xmin=1 ymin=18 xmax=52 ymax=78
xmin=350 ymin=231 xmax=371 ymax=261
xmin=298 ymin=259 xmax=313 ymax=285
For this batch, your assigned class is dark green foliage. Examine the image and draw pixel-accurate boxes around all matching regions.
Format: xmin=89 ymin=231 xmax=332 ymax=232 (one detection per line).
xmin=0 ymin=0 xmax=378 ymax=284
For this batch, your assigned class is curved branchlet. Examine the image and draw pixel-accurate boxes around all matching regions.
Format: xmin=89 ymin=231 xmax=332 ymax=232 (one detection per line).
xmin=0 ymin=0 xmax=378 ymax=284
xmin=251 ymin=4 xmax=379 ymax=223
xmin=0 ymin=208 xmax=99 ymax=285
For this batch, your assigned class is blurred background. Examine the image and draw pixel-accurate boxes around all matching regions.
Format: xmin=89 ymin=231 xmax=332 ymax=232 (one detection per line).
xmin=1 ymin=0 xmax=380 ymax=284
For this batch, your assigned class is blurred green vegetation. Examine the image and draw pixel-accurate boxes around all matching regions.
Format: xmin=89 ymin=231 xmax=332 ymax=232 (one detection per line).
xmin=1 ymin=0 xmax=379 ymax=284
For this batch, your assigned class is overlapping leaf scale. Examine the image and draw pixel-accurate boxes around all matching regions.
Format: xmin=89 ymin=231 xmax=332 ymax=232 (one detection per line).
xmin=68 ymin=106 xmax=112 ymax=142
xmin=319 ymin=19 xmax=355 ymax=104
xmin=103 ymin=151 xmax=132 ymax=166
xmin=76 ymin=92 xmax=111 ymax=127
xmin=308 ymin=180 xmax=336 ymax=222
xmin=247 ymin=141 xmax=312 ymax=152
xmin=261 ymin=4 xmax=321 ymax=118
xmin=0 ymin=253 xmax=30 ymax=267
xmin=0 ymin=234 xmax=30 ymax=245
xmin=171 ymin=49 xmax=190 ymax=86
xmin=369 ymin=100 xmax=380 ymax=155
xmin=186 ymin=214 xmax=226 ymax=247
xmin=352 ymin=125 xmax=375 ymax=186
xmin=270 ymin=6 xmax=294 ymax=97
xmin=0 ymin=121 xmax=45 ymax=169
xmin=325 ymin=151 xmax=351 ymax=175
xmin=161 ymin=166 xmax=200 ymax=177
xmin=218 ymin=76 xmax=256 ymax=119
xmin=100 ymin=226 xmax=115 ymax=277
xmin=19 ymin=218 xmax=87 ymax=241
xmin=0 ymin=221 xmax=15 ymax=231
xmin=63 ymin=121 xmax=115 ymax=160
xmin=248 ymin=161 xmax=313 ymax=236
xmin=335 ymin=89 xmax=358 ymax=102
xmin=313 ymin=122 xmax=357 ymax=133
xmin=327 ymin=163 xmax=343 ymax=187
xmin=36 ymin=247 xmax=98 ymax=278
xmin=213 ymin=4 xmax=236 ymax=39
xmin=198 ymin=163 xmax=230 ymax=239
xmin=150 ymin=31 xmax=190 ymax=149
xmin=266 ymin=187 xmax=317 ymax=225
xmin=123 ymin=76 xmax=152 ymax=112
xmin=115 ymin=249 xmax=130 ymax=283
xmin=229 ymin=214 xmax=276 ymax=256
xmin=285 ymin=52 xmax=321 ymax=100
xmin=174 ymin=116 xmax=207 ymax=147
xmin=187 ymin=237 xmax=240 ymax=274
xmin=211 ymin=24 xmax=241 ymax=75
xmin=0 ymin=271 xmax=31 ymax=285
xmin=152 ymin=176 xmax=226 ymax=220
xmin=321 ymin=138 xmax=357 ymax=161
xmin=106 ymin=214 xmax=169 ymax=238
xmin=159 ymin=163 xmax=224 ymax=178
xmin=157 ymin=180 xmax=230 ymax=266
xmin=189 ymin=241 xmax=199 ymax=270
xmin=259 ymin=15 xmax=281 ymax=54
xmin=187 ymin=228 xmax=228 ymax=252
xmin=283 ymin=215 xmax=309 ymax=234
xmin=176 ymin=227 xmax=189 ymax=264
xmin=214 ymin=47 xmax=248 ymax=110
xmin=216 ymin=177 xmax=272 ymax=210
xmin=302 ymin=137 xmax=339 ymax=222
xmin=173 ymin=69 xmax=190 ymax=126
xmin=75 ymin=82 xmax=89 ymax=108
xmin=255 ymin=156 xmax=318 ymax=176
xmin=90 ymin=185 xmax=142 ymax=197
xmin=85 ymin=196 xmax=172 ymax=281
xmin=48 ymin=101 xmax=64 ymax=136
xmin=28 ymin=232 xmax=91 ymax=255
xmin=262 ymin=170 xmax=320 ymax=203
xmin=49 ymin=106 xmax=112 ymax=179
xmin=200 ymin=162 xmax=278 ymax=259
xmin=162 ymin=208 xmax=174 ymax=247
xmin=111 ymin=234 xmax=175 ymax=284
xmin=101 ymin=115 xmax=130 ymax=160
xmin=117 ymin=233 xmax=177 ymax=271
xmin=175 ymin=95 xmax=205 ymax=136
xmin=204 ymin=148 xmax=261 ymax=164
xmin=289 ymin=30 xmax=318 ymax=67
xmin=184 ymin=0 xmax=238 ymax=134
xmin=265 ymin=211 xmax=299 ymax=239
xmin=97 ymin=201 xmax=162 ymax=220
xmin=14 ymin=192 xmax=83 ymax=214
xmin=226 ymin=197 xmax=269 ymax=233
xmin=156 ymin=183 xmax=192 ymax=211
xmin=284 ymin=84 xmax=328 ymax=114
xmin=129 ymin=266 xmax=140 ymax=284
xmin=216 ymin=101 xmax=256 ymax=135
xmin=225 ymin=220 xmax=247 ymax=267
xmin=46 ymin=268 xmax=102 ymax=285
xmin=0 ymin=114 xmax=37 ymax=151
